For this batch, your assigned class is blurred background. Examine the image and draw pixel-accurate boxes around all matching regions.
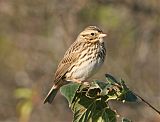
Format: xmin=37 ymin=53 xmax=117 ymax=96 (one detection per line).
xmin=0 ymin=0 xmax=159 ymax=122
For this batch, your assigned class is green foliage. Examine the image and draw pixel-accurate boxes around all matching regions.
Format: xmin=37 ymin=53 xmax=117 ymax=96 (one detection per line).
xmin=122 ymin=118 xmax=132 ymax=122
xmin=61 ymin=83 xmax=80 ymax=106
xmin=14 ymin=88 xmax=34 ymax=122
xmin=60 ymin=74 xmax=137 ymax=122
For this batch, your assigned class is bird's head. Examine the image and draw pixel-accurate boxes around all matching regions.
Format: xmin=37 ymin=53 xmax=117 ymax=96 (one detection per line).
xmin=78 ymin=26 xmax=107 ymax=43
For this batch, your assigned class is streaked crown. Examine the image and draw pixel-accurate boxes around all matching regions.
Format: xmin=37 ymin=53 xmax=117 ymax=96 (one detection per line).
xmin=78 ymin=26 xmax=107 ymax=43
xmin=84 ymin=26 xmax=103 ymax=33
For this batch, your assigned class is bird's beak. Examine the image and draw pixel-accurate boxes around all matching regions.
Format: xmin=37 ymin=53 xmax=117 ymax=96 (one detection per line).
xmin=99 ymin=33 xmax=107 ymax=38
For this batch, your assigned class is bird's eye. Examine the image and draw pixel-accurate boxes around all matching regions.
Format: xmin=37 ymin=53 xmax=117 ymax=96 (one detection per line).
xmin=91 ymin=33 xmax=94 ymax=36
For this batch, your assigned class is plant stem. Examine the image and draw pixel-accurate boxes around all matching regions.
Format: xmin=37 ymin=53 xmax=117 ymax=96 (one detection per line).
xmin=133 ymin=92 xmax=160 ymax=115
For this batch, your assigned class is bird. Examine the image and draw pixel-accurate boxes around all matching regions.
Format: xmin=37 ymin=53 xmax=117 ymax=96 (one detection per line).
xmin=44 ymin=26 xmax=107 ymax=104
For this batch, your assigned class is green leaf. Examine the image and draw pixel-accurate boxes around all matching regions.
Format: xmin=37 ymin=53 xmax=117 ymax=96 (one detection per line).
xmin=69 ymin=83 xmax=116 ymax=122
xmin=119 ymin=79 xmax=138 ymax=102
xmin=120 ymin=79 xmax=128 ymax=89
xmin=86 ymin=81 xmax=101 ymax=98
xmin=60 ymin=83 xmax=81 ymax=106
xmin=72 ymin=96 xmax=116 ymax=122
xmin=92 ymin=108 xmax=116 ymax=122
xmin=86 ymin=88 xmax=101 ymax=98
xmin=122 ymin=118 xmax=132 ymax=122
xmin=60 ymin=74 xmax=136 ymax=122
xmin=14 ymin=88 xmax=32 ymax=99
xmin=94 ymin=80 xmax=108 ymax=90
xmin=120 ymin=90 xmax=138 ymax=102
xmin=105 ymin=74 xmax=120 ymax=85
xmin=20 ymin=101 xmax=33 ymax=117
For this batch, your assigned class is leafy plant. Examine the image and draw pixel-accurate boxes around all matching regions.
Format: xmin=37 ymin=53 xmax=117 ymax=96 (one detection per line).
xmin=14 ymin=88 xmax=36 ymax=122
xmin=60 ymin=74 xmax=137 ymax=122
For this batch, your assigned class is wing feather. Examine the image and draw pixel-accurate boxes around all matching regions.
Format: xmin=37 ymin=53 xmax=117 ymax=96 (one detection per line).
xmin=54 ymin=41 xmax=83 ymax=83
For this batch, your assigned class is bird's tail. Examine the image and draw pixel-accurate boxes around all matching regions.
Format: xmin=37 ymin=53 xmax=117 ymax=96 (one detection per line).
xmin=43 ymin=85 xmax=59 ymax=104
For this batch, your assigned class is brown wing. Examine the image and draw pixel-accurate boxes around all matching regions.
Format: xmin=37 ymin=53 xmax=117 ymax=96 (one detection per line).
xmin=54 ymin=41 xmax=83 ymax=83
xmin=54 ymin=52 xmax=78 ymax=82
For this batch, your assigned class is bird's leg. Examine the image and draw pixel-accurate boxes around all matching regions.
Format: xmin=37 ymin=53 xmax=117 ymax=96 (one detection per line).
xmin=71 ymin=78 xmax=82 ymax=84
xmin=71 ymin=79 xmax=90 ymax=87
xmin=83 ymin=81 xmax=90 ymax=86
xmin=82 ymin=80 xmax=91 ymax=87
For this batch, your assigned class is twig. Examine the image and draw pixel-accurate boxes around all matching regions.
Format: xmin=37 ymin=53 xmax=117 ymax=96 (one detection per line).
xmin=133 ymin=92 xmax=160 ymax=115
